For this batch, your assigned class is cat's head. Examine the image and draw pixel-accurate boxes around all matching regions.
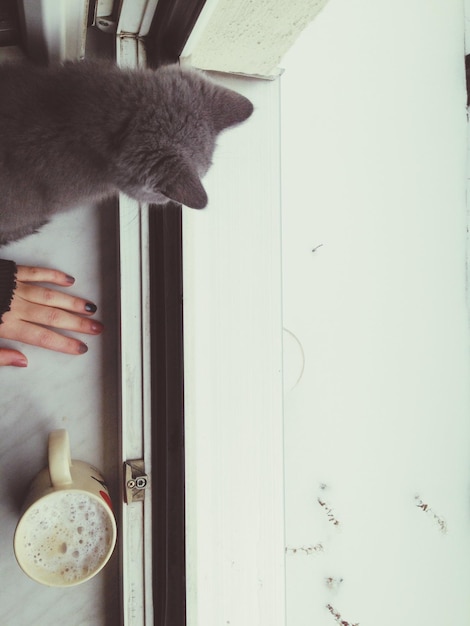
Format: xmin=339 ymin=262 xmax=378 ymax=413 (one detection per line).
xmin=113 ymin=65 xmax=254 ymax=209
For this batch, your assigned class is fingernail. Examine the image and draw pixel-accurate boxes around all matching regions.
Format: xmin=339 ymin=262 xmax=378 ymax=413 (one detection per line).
xmin=65 ymin=275 xmax=75 ymax=285
xmin=12 ymin=357 xmax=28 ymax=367
xmin=78 ymin=343 xmax=88 ymax=354
xmin=91 ymin=322 xmax=104 ymax=334
xmin=85 ymin=302 xmax=97 ymax=313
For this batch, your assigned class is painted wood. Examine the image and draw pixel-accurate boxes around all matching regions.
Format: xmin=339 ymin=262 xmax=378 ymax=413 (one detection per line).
xmin=117 ymin=35 xmax=154 ymax=626
xmin=183 ymin=73 xmax=285 ymax=626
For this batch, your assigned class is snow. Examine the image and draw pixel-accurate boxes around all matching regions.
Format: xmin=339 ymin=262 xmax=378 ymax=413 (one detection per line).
xmin=280 ymin=0 xmax=470 ymax=624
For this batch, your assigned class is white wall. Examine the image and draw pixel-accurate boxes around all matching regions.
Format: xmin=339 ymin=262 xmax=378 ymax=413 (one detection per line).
xmin=280 ymin=0 xmax=470 ymax=624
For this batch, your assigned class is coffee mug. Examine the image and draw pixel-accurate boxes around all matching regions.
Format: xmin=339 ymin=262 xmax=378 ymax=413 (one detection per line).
xmin=14 ymin=429 xmax=117 ymax=587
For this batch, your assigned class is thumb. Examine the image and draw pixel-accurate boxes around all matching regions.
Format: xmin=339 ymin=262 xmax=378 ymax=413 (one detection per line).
xmin=0 ymin=349 xmax=28 ymax=367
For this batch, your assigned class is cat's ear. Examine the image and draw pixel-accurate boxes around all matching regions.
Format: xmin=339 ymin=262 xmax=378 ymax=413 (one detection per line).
xmin=159 ymin=160 xmax=208 ymax=209
xmin=212 ymin=87 xmax=254 ymax=132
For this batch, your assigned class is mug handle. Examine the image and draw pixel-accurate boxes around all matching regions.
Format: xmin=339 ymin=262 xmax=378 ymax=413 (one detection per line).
xmin=48 ymin=429 xmax=73 ymax=488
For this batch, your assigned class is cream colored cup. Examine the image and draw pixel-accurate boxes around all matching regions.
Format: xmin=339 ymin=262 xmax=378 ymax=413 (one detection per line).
xmin=14 ymin=429 xmax=117 ymax=587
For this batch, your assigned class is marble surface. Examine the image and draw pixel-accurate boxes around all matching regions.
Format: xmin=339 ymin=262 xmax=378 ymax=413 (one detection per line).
xmin=0 ymin=200 xmax=121 ymax=625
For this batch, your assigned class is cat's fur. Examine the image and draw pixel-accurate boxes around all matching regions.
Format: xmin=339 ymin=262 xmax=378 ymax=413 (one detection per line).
xmin=0 ymin=60 xmax=253 ymax=245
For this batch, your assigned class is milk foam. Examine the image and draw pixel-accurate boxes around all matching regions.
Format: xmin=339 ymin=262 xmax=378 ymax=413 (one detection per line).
xmin=17 ymin=491 xmax=114 ymax=585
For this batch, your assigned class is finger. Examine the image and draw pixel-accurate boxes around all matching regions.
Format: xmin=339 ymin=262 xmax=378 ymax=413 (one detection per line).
xmin=0 ymin=348 xmax=28 ymax=367
xmin=0 ymin=319 xmax=89 ymax=355
xmin=14 ymin=282 xmax=98 ymax=316
xmin=10 ymin=300 xmax=104 ymax=335
xmin=16 ymin=266 xmax=75 ymax=287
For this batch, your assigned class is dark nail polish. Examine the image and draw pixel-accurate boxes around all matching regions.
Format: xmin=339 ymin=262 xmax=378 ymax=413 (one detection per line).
xmin=65 ymin=275 xmax=75 ymax=285
xmin=85 ymin=302 xmax=97 ymax=313
xmin=91 ymin=322 xmax=104 ymax=334
xmin=78 ymin=343 xmax=88 ymax=354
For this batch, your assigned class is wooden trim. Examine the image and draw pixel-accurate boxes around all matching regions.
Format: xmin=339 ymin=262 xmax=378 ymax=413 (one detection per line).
xmin=0 ymin=0 xmax=21 ymax=47
xmin=149 ymin=205 xmax=186 ymax=626
xmin=17 ymin=0 xmax=89 ymax=63
xmin=182 ymin=72 xmax=285 ymax=626
xmin=145 ymin=0 xmax=207 ymax=65
xmin=116 ymin=36 xmax=154 ymax=626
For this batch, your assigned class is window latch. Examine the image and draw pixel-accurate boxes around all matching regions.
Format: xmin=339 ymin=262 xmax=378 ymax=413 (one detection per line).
xmin=124 ymin=460 xmax=148 ymax=503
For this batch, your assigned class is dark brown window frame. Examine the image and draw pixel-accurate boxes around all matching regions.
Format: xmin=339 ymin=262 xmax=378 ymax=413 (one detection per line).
xmin=146 ymin=0 xmax=207 ymax=67
xmin=146 ymin=3 xmax=207 ymax=625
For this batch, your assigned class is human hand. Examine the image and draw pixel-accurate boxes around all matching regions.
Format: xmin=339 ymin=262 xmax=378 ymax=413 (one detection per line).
xmin=0 ymin=266 xmax=104 ymax=367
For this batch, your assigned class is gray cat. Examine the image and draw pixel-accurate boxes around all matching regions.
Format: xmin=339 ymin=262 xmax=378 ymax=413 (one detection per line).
xmin=0 ymin=60 xmax=253 ymax=245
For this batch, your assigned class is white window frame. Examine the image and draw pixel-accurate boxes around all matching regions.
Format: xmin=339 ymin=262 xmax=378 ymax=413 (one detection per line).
xmin=20 ymin=1 xmax=286 ymax=623
xmin=115 ymin=35 xmax=154 ymax=626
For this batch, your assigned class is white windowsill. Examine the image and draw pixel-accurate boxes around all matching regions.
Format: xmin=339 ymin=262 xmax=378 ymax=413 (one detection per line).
xmin=183 ymin=73 xmax=285 ymax=626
